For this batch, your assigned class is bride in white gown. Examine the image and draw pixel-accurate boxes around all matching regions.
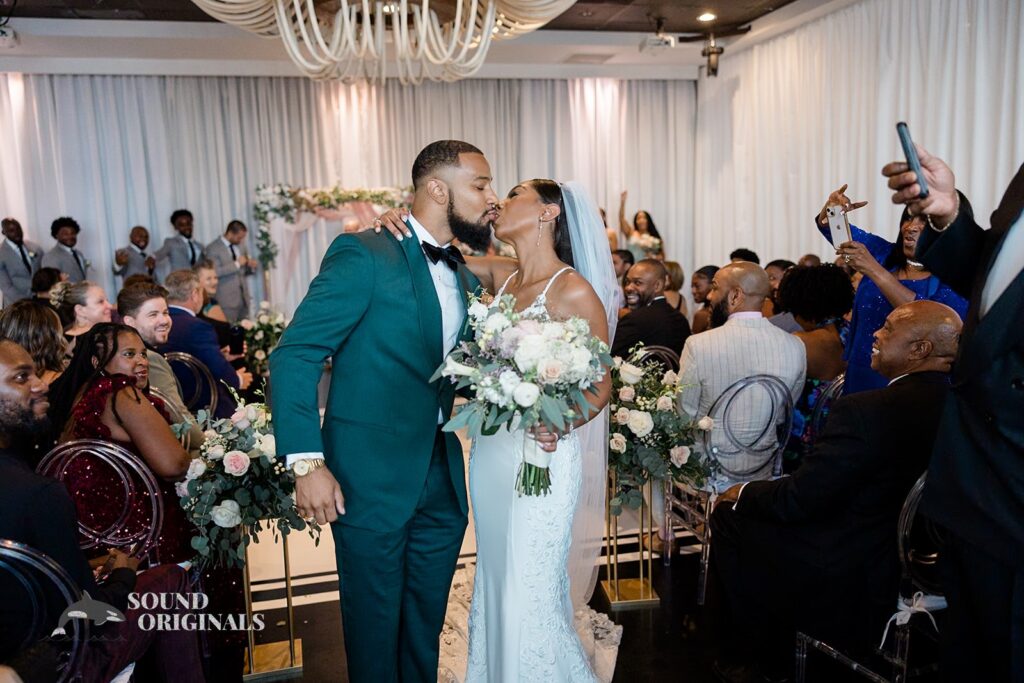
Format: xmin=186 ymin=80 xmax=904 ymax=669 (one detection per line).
xmin=460 ymin=180 xmax=619 ymax=682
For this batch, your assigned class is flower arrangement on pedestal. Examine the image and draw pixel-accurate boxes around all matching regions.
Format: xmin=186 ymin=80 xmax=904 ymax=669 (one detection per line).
xmin=607 ymin=346 xmax=709 ymax=515
xmin=239 ymin=301 xmax=287 ymax=377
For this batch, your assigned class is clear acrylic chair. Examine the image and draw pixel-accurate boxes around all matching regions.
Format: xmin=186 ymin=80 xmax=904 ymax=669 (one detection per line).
xmin=36 ymin=439 xmax=165 ymax=562
xmin=148 ymin=385 xmax=193 ymax=451
xmin=667 ymin=374 xmax=794 ymax=603
xmin=164 ymin=351 xmax=219 ymax=416
xmin=636 ymin=345 xmax=681 ymax=372
xmin=0 ymin=539 xmax=88 ymax=682
xmin=795 ymin=473 xmax=946 ymax=682
xmin=808 ymin=372 xmax=845 ymax=444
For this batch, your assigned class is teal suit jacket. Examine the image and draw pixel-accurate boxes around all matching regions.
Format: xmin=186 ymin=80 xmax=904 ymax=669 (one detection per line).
xmin=269 ymin=229 xmax=480 ymax=531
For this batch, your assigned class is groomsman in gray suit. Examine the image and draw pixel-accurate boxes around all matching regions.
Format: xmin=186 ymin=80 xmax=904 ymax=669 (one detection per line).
xmin=153 ymin=209 xmax=205 ymax=275
xmin=0 ymin=218 xmax=42 ymax=306
xmin=112 ymin=226 xmax=156 ymax=282
xmin=205 ymin=220 xmax=255 ymax=322
xmin=41 ymin=217 xmax=90 ymax=283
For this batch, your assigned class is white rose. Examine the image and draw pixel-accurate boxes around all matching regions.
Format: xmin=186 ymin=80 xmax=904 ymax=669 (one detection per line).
xmin=185 ymin=459 xmax=207 ymax=481
xmin=619 ymin=362 xmax=644 ymax=385
xmin=609 ymin=433 xmax=627 ymax=453
xmin=210 ymin=499 xmax=242 ymax=528
xmin=670 ymin=445 xmax=691 ymax=467
xmin=536 ymin=358 xmax=565 ymax=385
xmin=627 ymin=410 xmax=654 ymax=438
xmin=255 ymin=349 xmax=266 ymax=360
xmin=662 ymin=370 xmax=679 ymax=386
xmin=618 ymin=386 xmax=635 ymax=402
xmin=202 ymin=429 xmax=218 ymax=442
xmin=259 ymin=301 xmax=271 ymax=310
xmin=206 ymin=444 xmax=225 ymax=460
xmin=698 ymin=416 xmax=715 ymax=431
xmin=498 ymin=370 xmax=522 ymax=396
xmin=258 ymin=314 xmax=270 ymax=325
xmin=256 ymin=433 xmax=276 ymax=458
xmin=275 ymin=313 xmax=285 ymax=325
xmin=484 ymin=314 xmax=511 ymax=334
xmin=239 ymin=319 xmax=255 ymax=331
xmin=513 ymin=335 xmax=547 ymax=373
xmin=656 ymin=395 xmax=674 ymax=412
xmin=468 ymin=301 xmax=489 ymax=321
xmin=613 ymin=357 xmax=623 ymax=369
xmin=614 ymin=407 xmax=631 ymax=425
xmin=512 ymin=382 xmax=540 ymax=407
xmin=255 ymin=330 xmax=264 ymax=341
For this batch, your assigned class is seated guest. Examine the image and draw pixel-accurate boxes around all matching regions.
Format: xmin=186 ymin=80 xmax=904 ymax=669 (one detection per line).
xmin=707 ymin=301 xmax=962 ymax=681
xmin=50 ymin=281 xmax=114 ymax=342
xmin=612 ymin=259 xmax=691 ymax=358
xmin=676 ymin=262 xmax=805 ymax=487
xmin=729 ymin=247 xmax=760 ymax=265
xmin=0 ymin=218 xmax=42 ymax=306
xmin=0 ymin=339 xmax=203 ymax=683
xmin=690 ymin=264 xmax=718 ymax=334
xmin=762 ymin=258 xmax=795 ymax=317
xmin=40 ymin=217 xmax=90 ymax=283
xmin=205 ymin=220 xmax=255 ymax=323
xmin=30 ymin=267 xmax=64 ymax=302
xmin=118 ymin=282 xmax=205 ymax=452
xmin=775 ymin=265 xmax=855 ymax=469
xmin=797 ymin=253 xmax=821 ymax=268
xmin=112 ymin=225 xmax=156 ymax=282
xmin=195 ymin=259 xmax=229 ymax=325
xmin=160 ymin=270 xmax=251 ymax=418
xmin=662 ymin=260 xmax=688 ymax=316
xmin=0 ymin=300 xmax=67 ymax=385
xmin=611 ymin=249 xmax=634 ymax=316
xmin=153 ymin=209 xmax=205 ymax=274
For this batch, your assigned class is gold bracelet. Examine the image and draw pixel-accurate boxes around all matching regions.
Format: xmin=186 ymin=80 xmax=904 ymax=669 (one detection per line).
xmin=926 ymin=193 xmax=960 ymax=233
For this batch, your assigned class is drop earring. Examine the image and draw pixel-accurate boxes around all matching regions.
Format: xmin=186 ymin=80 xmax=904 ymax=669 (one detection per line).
xmin=536 ymin=215 xmax=545 ymax=246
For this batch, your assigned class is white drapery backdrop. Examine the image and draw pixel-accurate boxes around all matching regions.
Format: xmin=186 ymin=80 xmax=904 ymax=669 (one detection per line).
xmin=693 ymin=0 xmax=1024 ymax=268
xmin=0 ymin=74 xmax=696 ymax=316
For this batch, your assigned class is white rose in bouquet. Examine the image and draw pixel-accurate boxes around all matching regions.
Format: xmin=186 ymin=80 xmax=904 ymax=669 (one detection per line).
xmin=468 ymin=301 xmax=489 ymax=321
xmin=609 ymin=433 xmax=627 ymax=453
xmin=541 ymin=321 xmax=566 ymax=340
xmin=619 ymin=362 xmax=644 ymax=385
xmin=662 ymin=370 xmax=679 ymax=386
xmin=613 ymin=356 xmax=623 ymax=369
xmin=656 ymin=395 xmax=674 ymax=412
xmin=254 ymin=350 xmax=266 ymax=361
xmin=223 ymin=450 xmax=251 ymax=477
xmin=239 ymin=319 xmax=255 ymax=331
xmin=206 ymin=444 xmax=225 ymax=460
xmin=614 ymin=407 xmax=631 ymax=425
xmin=185 ymin=459 xmax=207 ymax=481
xmin=513 ymin=335 xmax=547 ymax=373
xmin=670 ymin=445 xmax=691 ymax=467
xmin=230 ymin=409 xmax=251 ymax=430
xmin=537 ymin=358 xmax=565 ymax=385
xmin=256 ymin=433 xmax=276 ymax=458
xmin=618 ymin=386 xmax=635 ymax=402
xmin=498 ymin=370 xmax=522 ymax=397
xmin=627 ymin=410 xmax=654 ymax=438
xmin=258 ymin=314 xmax=270 ymax=325
xmin=203 ymin=429 xmax=219 ymax=442
xmin=260 ymin=301 xmax=271 ymax=310
xmin=512 ymin=382 xmax=540 ymax=407
xmin=211 ymin=499 xmax=242 ymax=528
xmin=255 ymin=330 xmax=264 ymax=341
xmin=275 ymin=313 xmax=285 ymax=325
xmin=484 ymin=314 xmax=511 ymax=334
xmin=175 ymin=481 xmax=189 ymax=497
xmin=698 ymin=416 xmax=715 ymax=431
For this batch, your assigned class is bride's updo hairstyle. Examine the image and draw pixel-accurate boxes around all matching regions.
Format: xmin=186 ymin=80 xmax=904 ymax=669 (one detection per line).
xmin=527 ymin=179 xmax=574 ymax=267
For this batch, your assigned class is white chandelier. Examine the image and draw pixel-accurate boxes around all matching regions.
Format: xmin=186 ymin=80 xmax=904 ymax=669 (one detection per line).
xmin=191 ymin=0 xmax=576 ymax=84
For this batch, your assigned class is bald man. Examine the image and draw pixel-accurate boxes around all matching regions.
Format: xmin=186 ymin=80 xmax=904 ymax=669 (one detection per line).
xmin=676 ymin=262 xmax=806 ymax=486
xmin=706 ymin=300 xmax=963 ymax=681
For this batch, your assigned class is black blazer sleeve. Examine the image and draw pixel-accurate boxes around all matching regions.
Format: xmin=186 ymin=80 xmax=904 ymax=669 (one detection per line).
xmin=915 ymin=191 xmax=986 ymax=299
xmin=736 ymin=396 xmax=876 ymax=522
xmin=611 ymin=314 xmax=644 ymax=357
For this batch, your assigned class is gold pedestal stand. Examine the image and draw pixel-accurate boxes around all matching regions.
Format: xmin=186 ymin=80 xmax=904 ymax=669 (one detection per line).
xmin=243 ymin=534 xmax=303 ymax=681
xmin=601 ymin=473 xmax=659 ymax=610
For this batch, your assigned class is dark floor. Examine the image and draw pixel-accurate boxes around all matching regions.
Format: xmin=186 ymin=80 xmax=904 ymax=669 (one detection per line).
xmin=252 ymin=548 xmax=941 ymax=683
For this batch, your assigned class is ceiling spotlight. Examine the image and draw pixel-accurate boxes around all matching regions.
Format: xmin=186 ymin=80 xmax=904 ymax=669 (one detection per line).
xmin=698 ymin=12 xmax=716 ymax=22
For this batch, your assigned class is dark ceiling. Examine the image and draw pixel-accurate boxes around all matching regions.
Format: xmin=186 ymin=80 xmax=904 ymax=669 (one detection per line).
xmin=5 ymin=0 xmax=795 ymax=33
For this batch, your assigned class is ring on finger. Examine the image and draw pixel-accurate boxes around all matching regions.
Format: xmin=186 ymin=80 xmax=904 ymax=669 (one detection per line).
xmin=844 ymin=254 xmax=851 ymax=264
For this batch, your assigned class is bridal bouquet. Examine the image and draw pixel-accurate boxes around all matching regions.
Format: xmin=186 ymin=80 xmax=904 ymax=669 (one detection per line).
xmin=607 ymin=347 xmax=709 ymax=515
xmin=239 ymin=301 xmax=287 ymax=376
xmin=630 ymin=232 xmax=662 ymax=256
xmin=173 ymin=392 xmax=320 ymax=569
xmin=434 ymin=293 xmax=613 ymax=496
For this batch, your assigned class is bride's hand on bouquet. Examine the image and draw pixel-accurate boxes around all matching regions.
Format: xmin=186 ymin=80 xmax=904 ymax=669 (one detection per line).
xmin=528 ymin=424 xmax=559 ymax=453
xmin=296 ymin=468 xmax=346 ymax=524
xmin=369 ymin=208 xmax=412 ymax=240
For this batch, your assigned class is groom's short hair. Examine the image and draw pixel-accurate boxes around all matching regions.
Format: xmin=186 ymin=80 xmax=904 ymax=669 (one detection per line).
xmin=412 ymin=140 xmax=483 ymax=188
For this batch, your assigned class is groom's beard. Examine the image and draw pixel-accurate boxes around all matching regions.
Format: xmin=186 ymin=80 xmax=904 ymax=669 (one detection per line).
xmin=448 ymin=197 xmax=492 ymax=253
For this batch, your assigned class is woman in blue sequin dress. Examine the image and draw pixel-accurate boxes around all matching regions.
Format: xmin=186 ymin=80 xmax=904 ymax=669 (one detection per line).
xmin=816 ymin=185 xmax=968 ymax=394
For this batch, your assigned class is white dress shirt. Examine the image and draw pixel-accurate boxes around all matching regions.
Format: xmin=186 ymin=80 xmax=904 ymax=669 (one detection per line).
xmin=979 ymin=212 xmax=1024 ymax=317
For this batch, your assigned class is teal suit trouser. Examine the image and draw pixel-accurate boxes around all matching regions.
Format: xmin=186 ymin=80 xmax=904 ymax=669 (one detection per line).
xmin=332 ymin=429 xmax=467 ymax=682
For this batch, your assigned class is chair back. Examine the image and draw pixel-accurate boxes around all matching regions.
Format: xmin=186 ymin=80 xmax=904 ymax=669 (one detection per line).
xmin=637 ymin=345 xmax=680 ymax=373
xmin=36 ymin=440 xmax=164 ymax=559
xmin=164 ymin=351 xmax=218 ymax=416
xmin=897 ymin=473 xmax=944 ymax=595
xmin=148 ymin=386 xmax=192 ymax=450
xmin=702 ymin=374 xmax=794 ymax=483
xmin=809 ymin=373 xmax=845 ymax=440
xmin=0 ymin=539 xmax=87 ymax=682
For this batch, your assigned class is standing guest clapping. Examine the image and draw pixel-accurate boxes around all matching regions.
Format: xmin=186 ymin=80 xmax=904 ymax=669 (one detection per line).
xmin=112 ymin=226 xmax=155 ymax=282
xmin=153 ymin=209 xmax=205 ymax=273
xmin=41 ymin=217 xmax=90 ymax=283
xmin=205 ymin=220 xmax=255 ymax=322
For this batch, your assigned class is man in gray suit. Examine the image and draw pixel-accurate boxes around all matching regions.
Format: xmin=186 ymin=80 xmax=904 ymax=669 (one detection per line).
xmin=112 ymin=226 xmax=156 ymax=282
xmin=205 ymin=220 xmax=256 ymax=322
xmin=0 ymin=218 xmax=42 ymax=306
xmin=153 ymin=209 xmax=205 ymax=275
xmin=40 ymin=217 xmax=90 ymax=283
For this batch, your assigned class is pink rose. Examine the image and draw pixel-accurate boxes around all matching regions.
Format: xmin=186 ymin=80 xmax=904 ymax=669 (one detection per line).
xmin=222 ymin=450 xmax=251 ymax=477
xmin=618 ymin=386 xmax=635 ymax=402
xmin=516 ymin=319 xmax=542 ymax=335
xmin=230 ymin=409 xmax=251 ymax=430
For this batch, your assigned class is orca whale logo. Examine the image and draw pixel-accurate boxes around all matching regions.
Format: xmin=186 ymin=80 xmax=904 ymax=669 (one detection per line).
xmin=51 ymin=591 xmax=126 ymax=636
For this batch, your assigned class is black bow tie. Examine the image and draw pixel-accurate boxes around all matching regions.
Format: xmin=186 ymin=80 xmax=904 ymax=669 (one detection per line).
xmin=422 ymin=242 xmax=465 ymax=271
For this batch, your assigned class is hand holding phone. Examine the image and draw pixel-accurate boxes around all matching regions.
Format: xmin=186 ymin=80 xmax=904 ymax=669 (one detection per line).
xmin=896 ymin=122 xmax=929 ymax=199
xmin=826 ymin=205 xmax=852 ymax=246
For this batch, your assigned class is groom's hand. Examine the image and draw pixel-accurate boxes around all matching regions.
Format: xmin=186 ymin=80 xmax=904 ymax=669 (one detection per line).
xmin=297 ymin=469 xmax=346 ymax=524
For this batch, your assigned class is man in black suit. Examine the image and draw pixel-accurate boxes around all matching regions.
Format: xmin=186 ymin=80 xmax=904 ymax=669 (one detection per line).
xmin=611 ymin=259 xmax=691 ymax=357
xmin=706 ymin=300 xmax=962 ymax=681
xmin=884 ymin=149 xmax=1024 ymax=681
xmin=0 ymin=339 xmax=202 ymax=682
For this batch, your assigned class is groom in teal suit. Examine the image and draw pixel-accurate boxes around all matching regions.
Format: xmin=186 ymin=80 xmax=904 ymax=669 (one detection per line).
xmin=270 ymin=141 xmax=501 ymax=682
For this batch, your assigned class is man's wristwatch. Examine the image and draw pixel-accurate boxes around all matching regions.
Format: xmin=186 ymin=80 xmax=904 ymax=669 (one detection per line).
xmin=291 ymin=458 xmax=327 ymax=477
